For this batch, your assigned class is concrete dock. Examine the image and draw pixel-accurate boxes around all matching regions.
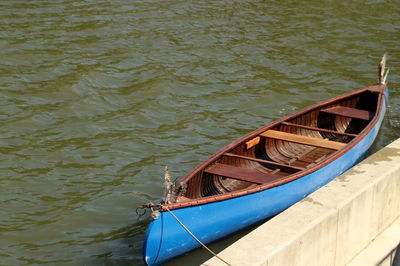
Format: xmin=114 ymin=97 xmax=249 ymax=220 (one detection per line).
xmin=203 ymin=138 xmax=400 ymax=266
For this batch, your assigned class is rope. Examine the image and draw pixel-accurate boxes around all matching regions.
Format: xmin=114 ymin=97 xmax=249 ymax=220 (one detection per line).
xmin=163 ymin=206 xmax=232 ymax=266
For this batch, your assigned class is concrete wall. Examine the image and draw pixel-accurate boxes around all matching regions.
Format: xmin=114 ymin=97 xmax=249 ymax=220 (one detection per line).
xmin=203 ymin=138 xmax=400 ymax=266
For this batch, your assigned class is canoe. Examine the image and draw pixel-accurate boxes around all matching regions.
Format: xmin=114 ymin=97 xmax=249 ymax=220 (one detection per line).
xmin=142 ymin=58 xmax=389 ymax=265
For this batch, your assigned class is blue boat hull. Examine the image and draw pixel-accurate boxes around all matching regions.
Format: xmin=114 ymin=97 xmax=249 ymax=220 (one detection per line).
xmin=144 ymin=88 xmax=388 ymax=265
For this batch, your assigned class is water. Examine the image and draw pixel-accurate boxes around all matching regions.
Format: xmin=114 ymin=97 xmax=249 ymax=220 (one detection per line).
xmin=0 ymin=1 xmax=399 ymax=265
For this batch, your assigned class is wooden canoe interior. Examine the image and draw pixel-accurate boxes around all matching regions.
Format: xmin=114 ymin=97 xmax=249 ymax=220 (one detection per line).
xmin=179 ymin=89 xmax=381 ymax=200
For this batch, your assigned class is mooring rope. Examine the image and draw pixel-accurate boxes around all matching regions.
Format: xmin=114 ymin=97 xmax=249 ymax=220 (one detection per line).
xmin=137 ymin=203 xmax=232 ymax=266
xmin=163 ymin=206 xmax=232 ymax=266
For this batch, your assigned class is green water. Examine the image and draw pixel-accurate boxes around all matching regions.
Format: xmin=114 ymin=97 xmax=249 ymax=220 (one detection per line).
xmin=1 ymin=1 xmax=399 ymax=265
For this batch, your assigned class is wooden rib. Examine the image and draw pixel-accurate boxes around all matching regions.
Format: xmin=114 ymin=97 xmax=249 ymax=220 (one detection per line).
xmin=271 ymin=169 xmax=280 ymax=174
xmin=205 ymin=163 xmax=281 ymax=184
xmin=260 ymin=130 xmax=346 ymax=150
xmin=321 ymin=106 xmax=375 ymax=121
xmin=281 ymin=122 xmax=357 ymax=137
xmin=224 ymin=153 xmax=305 ymax=171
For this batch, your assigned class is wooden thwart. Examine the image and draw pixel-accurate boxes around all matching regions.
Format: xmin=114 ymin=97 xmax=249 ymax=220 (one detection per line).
xmin=205 ymin=163 xmax=281 ymax=184
xmin=260 ymin=130 xmax=346 ymax=150
xmin=246 ymin=137 xmax=260 ymax=149
xmin=321 ymin=106 xmax=375 ymax=121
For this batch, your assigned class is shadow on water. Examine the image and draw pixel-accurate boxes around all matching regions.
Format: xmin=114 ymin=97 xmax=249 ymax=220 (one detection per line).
xmin=84 ymin=219 xmax=150 ymax=266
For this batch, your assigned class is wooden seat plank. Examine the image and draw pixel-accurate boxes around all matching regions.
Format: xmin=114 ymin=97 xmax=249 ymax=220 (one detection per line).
xmin=260 ymin=130 xmax=346 ymax=150
xmin=205 ymin=163 xmax=281 ymax=184
xmin=321 ymin=106 xmax=374 ymax=121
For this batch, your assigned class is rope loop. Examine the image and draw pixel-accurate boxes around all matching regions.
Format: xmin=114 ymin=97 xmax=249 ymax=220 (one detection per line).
xmin=136 ymin=203 xmax=164 ymax=221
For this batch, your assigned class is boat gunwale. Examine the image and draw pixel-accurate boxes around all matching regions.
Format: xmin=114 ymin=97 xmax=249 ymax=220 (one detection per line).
xmin=164 ymin=84 xmax=387 ymax=210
